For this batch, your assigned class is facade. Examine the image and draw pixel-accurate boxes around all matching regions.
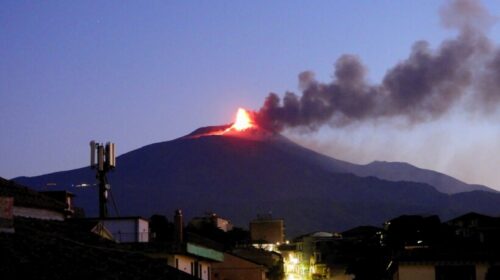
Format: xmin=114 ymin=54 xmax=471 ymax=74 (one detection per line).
xmin=100 ymin=217 xmax=149 ymax=243
xmin=147 ymin=209 xmax=224 ymax=280
xmin=211 ymin=252 xmax=267 ymax=280
xmin=0 ymin=196 xmax=14 ymax=233
xmin=446 ymin=212 xmax=500 ymax=245
xmin=189 ymin=213 xmax=233 ymax=232
xmin=153 ymin=242 xmax=224 ymax=280
xmin=279 ymin=231 xmax=365 ymax=280
xmin=13 ymin=206 xmax=65 ymax=221
xmin=0 ymin=178 xmax=67 ymax=221
xmin=391 ymin=259 xmax=495 ymax=280
xmin=250 ymin=215 xmax=285 ymax=245
xmin=282 ymin=232 xmax=340 ymax=280
xmin=386 ymin=213 xmax=500 ymax=280
xmin=212 ymin=215 xmax=233 ymax=232
xmin=40 ymin=191 xmax=75 ymax=218
xmin=167 ymin=253 xmax=214 ymax=280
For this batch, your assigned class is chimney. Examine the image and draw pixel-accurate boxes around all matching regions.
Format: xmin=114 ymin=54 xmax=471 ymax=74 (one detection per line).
xmin=174 ymin=209 xmax=183 ymax=245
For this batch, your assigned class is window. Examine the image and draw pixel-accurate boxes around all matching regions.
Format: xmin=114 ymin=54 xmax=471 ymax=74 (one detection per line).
xmin=315 ymin=252 xmax=322 ymax=262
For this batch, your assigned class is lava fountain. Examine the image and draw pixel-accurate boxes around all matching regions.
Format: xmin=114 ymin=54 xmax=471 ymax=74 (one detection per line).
xmin=228 ymin=108 xmax=255 ymax=131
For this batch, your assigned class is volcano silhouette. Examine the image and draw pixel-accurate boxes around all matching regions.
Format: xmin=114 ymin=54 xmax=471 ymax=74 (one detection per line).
xmin=13 ymin=124 xmax=500 ymax=236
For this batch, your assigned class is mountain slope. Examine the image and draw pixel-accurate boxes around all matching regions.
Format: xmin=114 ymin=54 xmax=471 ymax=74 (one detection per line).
xmin=347 ymin=160 xmax=493 ymax=194
xmin=13 ymin=126 xmax=500 ymax=236
xmin=259 ymin=138 xmax=495 ymax=194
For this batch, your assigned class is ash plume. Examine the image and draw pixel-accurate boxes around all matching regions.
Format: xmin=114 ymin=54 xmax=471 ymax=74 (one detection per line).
xmin=256 ymin=0 xmax=499 ymax=132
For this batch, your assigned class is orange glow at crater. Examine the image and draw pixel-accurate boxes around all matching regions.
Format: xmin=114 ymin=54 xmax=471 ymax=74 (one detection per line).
xmin=231 ymin=108 xmax=255 ymax=131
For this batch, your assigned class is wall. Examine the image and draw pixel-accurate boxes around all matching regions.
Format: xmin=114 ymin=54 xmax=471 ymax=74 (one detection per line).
xmin=476 ymin=263 xmax=488 ymax=280
xmin=199 ymin=260 xmax=211 ymax=280
xmin=215 ymin=217 xmax=233 ymax=232
xmin=329 ymin=265 xmax=354 ymax=280
xmin=168 ymin=255 xmax=212 ymax=280
xmin=13 ymin=206 xmax=64 ymax=221
xmin=100 ymin=218 xmax=149 ymax=243
xmin=137 ymin=218 xmax=149 ymax=242
xmin=250 ymin=219 xmax=284 ymax=243
xmin=212 ymin=253 xmax=265 ymax=280
xmin=169 ymin=254 xmax=194 ymax=275
xmin=102 ymin=219 xmax=136 ymax=242
xmin=398 ymin=264 xmax=435 ymax=280
xmin=398 ymin=263 xmax=491 ymax=280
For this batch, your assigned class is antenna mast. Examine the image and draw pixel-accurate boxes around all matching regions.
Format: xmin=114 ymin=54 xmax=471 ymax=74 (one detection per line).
xmin=90 ymin=141 xmax=116 ymax=218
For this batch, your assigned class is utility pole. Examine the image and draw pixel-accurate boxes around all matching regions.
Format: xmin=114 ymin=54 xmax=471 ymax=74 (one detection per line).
xmin=90 ymin=141 xmax=116 ymax=218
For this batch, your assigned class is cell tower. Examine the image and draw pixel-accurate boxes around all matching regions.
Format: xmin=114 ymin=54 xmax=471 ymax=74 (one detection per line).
xmin=90 ymin=141 xmax=116 ymax=218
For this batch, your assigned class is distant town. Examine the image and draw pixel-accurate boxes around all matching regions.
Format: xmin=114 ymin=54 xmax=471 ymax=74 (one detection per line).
xmin=1 ymin=176 xmax=500 ymax=280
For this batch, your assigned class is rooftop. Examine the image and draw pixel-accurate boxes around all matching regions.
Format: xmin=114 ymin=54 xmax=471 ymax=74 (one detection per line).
xmin=0 ymin=217 xmax=197 ymax=280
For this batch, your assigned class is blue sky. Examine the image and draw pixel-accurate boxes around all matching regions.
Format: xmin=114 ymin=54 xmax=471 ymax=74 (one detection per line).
xmin=2 ymin=1 xmax=500 ymax=189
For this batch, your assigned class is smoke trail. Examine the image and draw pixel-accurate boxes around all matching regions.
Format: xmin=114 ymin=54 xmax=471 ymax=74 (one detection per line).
xmin=256 ymin=0 xmax=498 ymax=132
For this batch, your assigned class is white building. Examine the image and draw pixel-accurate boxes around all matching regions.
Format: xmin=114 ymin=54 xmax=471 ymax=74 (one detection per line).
xmin=100 ymin=216 xmax=149 ymax=243
xmin=166 ymin=243 xmax=224 ymax=280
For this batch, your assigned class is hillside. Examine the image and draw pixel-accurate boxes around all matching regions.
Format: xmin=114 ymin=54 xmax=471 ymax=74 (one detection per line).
xmin=13 ymin=126 xmax=500 ymax=236
xmin=347 ymin=161 xmax=493 ymax=194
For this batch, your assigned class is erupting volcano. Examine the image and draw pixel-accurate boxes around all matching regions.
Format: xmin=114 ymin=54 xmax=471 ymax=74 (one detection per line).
xmin=14 ymin=104 xmax=500 ymax=236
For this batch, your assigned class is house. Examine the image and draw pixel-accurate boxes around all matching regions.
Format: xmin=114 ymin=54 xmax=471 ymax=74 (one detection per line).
xmin=99 ymin=216 xmax=150 ymax=243
xmin=0 ymin=177 xmax=67 ymax=221
xmin=40 ymin=190 xmax=76 ymax=218
xmin=146 ymin=209 xmax=225 ymax=280
xmin=388 ymin=248 xmax=500 ymax=280
xmin=231 ymin=247 xmax=283 ymax=280
xmin=166 ymin=242 xmax=224 ymax=280
xmin=189 ymin=212 xmax=233 ymax=232
xmin=0 ymin=217 xmax=198 ymax=280
xmin=211 ymin=252 xmax=267 ymax=280
xmin=280 ymin=231 xmax=355 ymax=280
xmin=446 ymin=212 xmax=500 ymax=246
xmin=386 ymin=213 xmax=500 ymax=280
xmin=250 ymin=214 xmax=285 ymax=252
xmin=0 ymin=196 xmax=14 ymax=233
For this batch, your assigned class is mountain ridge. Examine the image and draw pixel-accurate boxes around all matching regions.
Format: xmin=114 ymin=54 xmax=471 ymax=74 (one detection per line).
xmin=12 ymin=126 xmax=500 ymax=236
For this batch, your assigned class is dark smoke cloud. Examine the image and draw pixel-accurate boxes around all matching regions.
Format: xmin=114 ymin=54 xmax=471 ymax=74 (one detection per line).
xmin=256 ymin=0 xmax=499 ymax=132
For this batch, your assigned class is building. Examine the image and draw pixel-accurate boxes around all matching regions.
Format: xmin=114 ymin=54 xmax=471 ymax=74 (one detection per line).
xmin=388 ymin=249 xmax=500 ymax=280
xmin=231 ymin=247 xmax=283 ymax=280
xmin=0 ymin=177 xmax=67 ymax=221
xmin=0 ymin=218 xmax=198 ymax=280
xmin=0 ymin=196 xmax=14 ymax=233
xmin=250 ymin=214 xmax=285 ymax=250
xmin=189 ymin=213 xmax=233 ymax=232
xmin=146 ymin=209 xmax=225 ymax=280
xmin=211 ymin=252 xmax=267 ymax=280
xmin=40 ymin=191 xmax=75 ymax=218
xmin=99 ymin=216 xmax=150 ymax=243
xmin=280 ymin=231 xmax=355 ymax=280
xmin=165 ymin=242 xmax=224 ymax=280
xmin=386 ymin=213 xmax=500 ymax=280
xmin=446 ymin=212 xmax=500 ymax=245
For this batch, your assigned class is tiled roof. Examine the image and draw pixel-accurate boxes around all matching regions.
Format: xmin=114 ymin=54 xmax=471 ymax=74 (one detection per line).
xmin=0 ymin=217 xmax=198 ymax=280
xmin=0 ymin=177 xmax=65 ymax=211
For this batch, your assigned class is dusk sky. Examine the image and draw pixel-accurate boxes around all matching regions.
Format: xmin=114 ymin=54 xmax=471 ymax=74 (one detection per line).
xmin=2 ymin=1 xmax=500 ymax=190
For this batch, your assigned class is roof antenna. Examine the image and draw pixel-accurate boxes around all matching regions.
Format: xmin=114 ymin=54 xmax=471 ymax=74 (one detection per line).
xmin=90 ymin=141 xmax=116 ymax=218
